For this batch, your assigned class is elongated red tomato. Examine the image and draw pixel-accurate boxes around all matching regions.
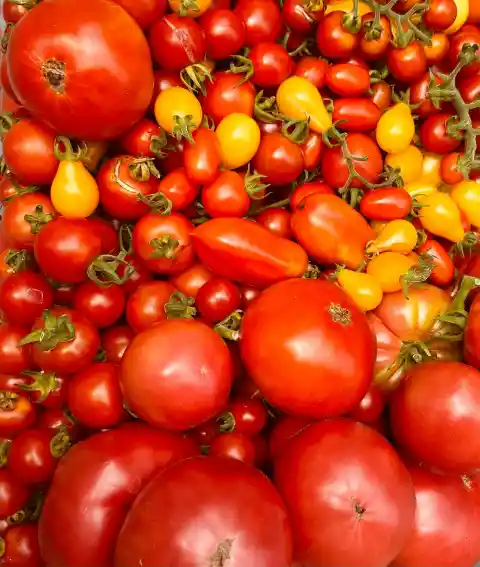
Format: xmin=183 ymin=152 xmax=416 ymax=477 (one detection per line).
xmin=360 ymin=188 xmax=412 ymax=221
xmin=240 ymin=279 xmax=376 ymax=418
xmin=332 ymin=98 xmax=381 ymax=132
xmin=192 ymin=218 xmax=308 ymax=288
xmin=183 ymin=127 xmax=221 ymax=186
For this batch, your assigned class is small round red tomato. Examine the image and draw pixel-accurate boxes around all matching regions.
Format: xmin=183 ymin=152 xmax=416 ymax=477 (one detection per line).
xmin=189 ymin=418 xmax=220 ymax=447
xmin=170 ymin=263 xmax=213 ymax=298
xmin=449 ymin=28 xmax=480 ymax=77
xmin=158 ymin=167 xmax=199 ymax=212
xmin=183 ymin=128 xmax=221 ymax=186
xmin=360 ymin=188 xmax=412 ymax=221
xmin=234 ymin=0 xmax=282 ymax=46
xmin=326 ymin=63 xmax=370 ymax=96
xmin=294 ymin=56 xmax=328 ymax=89
xmin=387 ymin=41 xmax=427 ymax=83
xmin=119 ymin=119 xmax=167 ymax=159
xmin=68 ymin=362 xmax=124 ymax=429
xmin=0 ymin=392 xmax=37 ymax=438
xmin=132 ymin=212 xmax=195 ymax=275
xmin=0 ymin=176 xmax=35 ymax=203
xmin=126 ymin=280 xmax=176 ymax=333
xmin=424 ymin=31 xmax=450 ymax=64
xmin=209 ymin=431 xmax=256 ymax=464
xmin=7 ymin=428 xmax=58 ymax=485
xmin=0 ymin=271 xmax=54 ymax=327
xmin=440 ymin=152 xmax=464 ymax=185
xmin=101 ymin=325 xmax=135 ymax=364
xmin=22 ymin=372 xmax=68 ymax=410
xmin=218 ymin=396 xmax=268 ymax=436
xmin=3 ymin=524 xmax=43 ymax=567
xmin=420 ymin=113 xmax=462 ymax=154
xmin=359 ymin=14 xmax=391 ymax=60
xmin=347 ymin=384 xmax=385 ymax=424
xmin=200 ymin=9 xmax=246 ymax=60
xmin=332 ymin=98 xmax=381 ymax=131
xmin=2 ymin=1 xmax=29 ymax=23
xmin=257 ymin=208 xmax=292 ymax=239
xmin=370 ymin=80 xmax=392 ymax=111
xmin=202 ymin=71 xmax=256 ymax=124
xmin=290 ymin=181 xmax=334 ymax=210
xmin=196 ymin=277 xmax=241 ymax=322
xmin=3 ymin=119 xmax=58 ymax=186
xmin=0 ymin=468 xmax=30 ymax=518
xmin=37 ymin=409 xmax=82 ymax=441
xmin=201 ymin=170 xmax=251 ymax=217
xmin=73 ymin=281 xmax=126 ymax=329
xmin=34 ymin=218 xmax=102 ymax=284
xmin=148 ymin=15 xmax=206 ymax=72
xmin=253 ymin=132 xmax=303 ymax=186
xmin=268 ymin=415 xmax=313 ymax=460
xmin=240 ymin=285 xmax=262 ymax=308
xmin=3 ymin=193 xmax=55 ymax=251
xmin=300 ymin=131 xmax=324 ymax=172
xmin=417 ymin=239 xmax=455 ymax=286
xmin=459 ymin=75 xmax=480 ymax=120
xmin=424 ymin=0 xmax=457 ymax=30
xmin=317 ymin=11 xmax=360 ymax=59
xmin=410 ymin=72 xmax=447 ymax=118
xmin=0 ymin=324 xmax=33 ymax=375
xmin=110 ymin=0 xmax=167 ymax=28
xmin=248 ymin=42 xmax=293 ymax=88
xmin=282 ymin=0 xmax=323 ymax=34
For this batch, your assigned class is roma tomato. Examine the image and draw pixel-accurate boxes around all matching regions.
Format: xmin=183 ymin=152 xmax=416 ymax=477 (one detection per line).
xmin=202 ymin=72 xmax=256 ymax=125
xmin=120 ymin=319 xmax=233 ymax=430
xmin=2 ymin=524 xmax=43 ymax=567
xmin=360 ymin=188 xmax=412 ymax=221
xmin=200 ymin=9 xmax=246 ymax=60
xmin=326 ymin=63 xmax=370 ymax=96
xmin=234 ymin=0 xmax=283 ymax=46
xmin=196 ymin=277 xmax=241 ymax=322
xmin=209 ymin=432 xmax=256 ymax=464
xmin=387 ymin=41 xmax=427 ymax=83
xmin=7 ymin=0 xmax=154 ymax=140
xmin=126 ymin=280 xmax=176 ymax=333
xmin=170 ymin=262 xmax=213 ymax=298
xmin=0 ymin=324 xmax=33 ymax=375
xmin=7 ymin=428 xmax=58 ymax=485
xmin=114 ymin=457 xmax=292 ymax=567
xmin=317 ymin=11 xmax=360 ymax=59
xmin=332 ymin=98 xmax=381 ymax=132
xmin=73 ymin=281 xmax=126 ymax=329
xmin=3 ymin=119 xmax=58 ymax=186
xmin=158 ymin=168 xmax=199 ymax=212
xmin=183 ymin=127 xmax=221 ymax=185
xmin=390 ymin=361 xmax=480 ymax=474
xmin=39 ymin=423 xmax=199 ymax=567
xmin=419 ymin=113 xmax=461 ymax=154
xmin=0 ymin=468 xmax=30 ymax=518
xmin=192 ymin=217 xmax=308 ymax=288
xmin=101 ymin=325 xmax=135 ymax=365
xmin=252 ymin=132 xmax=303 ymax=186
xmin=240 ymin=279 xmax=376 ymax=418
xmin=0 ymin=392 xmax=37 ymax=438
xmin=376 ymin=103 xmax=415 ymax=154
xmin=274 ymin=420 xmax=416 ymax=567
xmin=257 ymin=207 xmax=292 ymax=239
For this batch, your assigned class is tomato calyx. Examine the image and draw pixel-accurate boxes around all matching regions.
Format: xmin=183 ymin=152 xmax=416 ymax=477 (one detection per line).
xmin=54 ymin=136 xmax=85 ymax=163
xmin=0 ymin=391 xmax=20 ymax=412
xmin=50 ymin=426 xmax=72 ymax=459
xmin=175 ymin=0 xmax=200 ymax=17
xmin=214 ymin=310 xmax=243 ymax=341
xmin=244 ymin=167 xmax=270 ymax=200
xmin=303 ymin=263 xmax=322 ymax=279
xmin=4 ymin=249 xmax=33 ymax=273
xmin=0 ymin=440 xmax=11 ymax=468
xmin=19 ymin=310 xmax=76 ymax=352
xmin=19 ymin=370 xmax=60 ymax=403
xmin=281 ymin=116 xmax=311 ymax=145
xmin=7 ymin=0 xmax=38 ymax=8
xmin=24 ymin=204 xmax=55 ymax=234
xmin=149 ymin=131 xmax=169 ymax=158
xmin=127 ymin=158 xmax=160 ymax=182
xmin=400 ymin=254 xmax=435 ymax=298
xmin=150 ymin=235 xmax=180 ymax=260
xmin=180 ymin=63 xmax=213 ymax=96
xmin=434 ymin=276 xmax=480 ymax=340
xmin=450 ymin=231 xmax=478 ymax=258
xmin=328 ymin=303 xmax=352 ymax=326
xmin=172 ymin=114 xmax=198 ymax=144
xmin=164 ymin=291 xmax=197 ymax=319
xmin=0 ymin=112 xmax=19 ymax=136
xmin=87 ymin=253 xmax=135 ymax=287
xmin=254 ymin=91 xmax=280 ymax=124
xmin=342 ymin=11 xmax=362 ymax=34
xmin=229 ymin=54 xmax=254 ymax=85
xmin=217 ymin=411 xmax=236 ymax=434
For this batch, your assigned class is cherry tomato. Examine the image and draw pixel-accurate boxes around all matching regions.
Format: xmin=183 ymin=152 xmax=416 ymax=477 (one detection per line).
xmin=8 ymin=428 xmax=58 ymax=485
xmin=326 ymin=63 xmax=370 ymax=96
xmin=290 ymin=181 xmax=335 ymax=210
xmin=440 ymin=152 xmax=464 ymax=185
xmin=126 ymin=281 xmax=176 ymax=333
xmin=151 ymin=70 xmax=183 ymax=111
xmin=282 ymin=0 xmax=323 ymax=33
xmin=22 ymin=371 xmax=68 ymax=410
xmin=317 ymin=11 xmax=359 ymax=59
xmin=202 ymin=71 xmax=256 ymax=124
xmin=424 ymin=31 xmax=450 ymax=64
xmin=73 ymin=281 xmax=126 ymax=329
xmin=257 ymin=208 xmax=292 ymax=239
xmin=158 ymin=167 xmax=199 ymax=212
xmin=359 ymin=14 xmax=391 ymax=60
xmin=348 ymin=384 xmax=385 ymax=424
xmin=170 ymin=263 xmax=213 ymax=298
xmin=449 ymin=27 xmax=480 ymax=77
xmin=0 ymin=468 xmax=30 ymax=518
xmin=336 ymin=268 xmax=384 ymax=312
xmin=234 ymin=0 xmax=282 ymax=46
xmin=0 ymin=324 xmax=33 ymax=375
xmin=189 ymin=418 xmax=221 ymax=447
xmin=333 ymin=98 xmax=381 ymax=132
xmin=417 ymin=239 xmax=455 ymax=287
xmin=216 ymin=113 xmax=261 ymax=170
xmin=183 ymin=128 xmax=221 ymax=186
xmin=2 ymin=524 xmax=43 ymax=567
xmin=200 ymin=9 xmax=246 ymax=60
xmin=196 ymin=277 xmax=241 ymax=323
xmin=247 ymin=42 xmax=293 ymax=88
xmin=101 ymin=325 xmax=135 ymax=364
xmin=370 ymin=80 xmax=392 ymax=111
xmin=459 ymin=75 xmax=480 ymax=120
xmin=209 ymin=432 xmax=256 ymax=464
xmin=360 ymin=188 xmax=412 ymax=221
xmin=420 ymin=113 xmax=462 ymax=154
xmin=0 ymin=392 xmax=37 ymax=438
xmin=119 ymin=119 xmax=167 ymax=159
xmin=2 ymin=1 xmax=29 ymax=23
xmin=424 ymin=0 xmax=457 ymax=29
xmin=294 ymin=56 xmax=328 ymax=89
xmin=253 ymin=132 xmax=303 ymax=186
xmin=387 ymin=41 xmax=427 ymax=83
xmin=169 ymin=0 xmax=212 ymax=18
xmin=218 ymin=396 xmax=268 ymax=436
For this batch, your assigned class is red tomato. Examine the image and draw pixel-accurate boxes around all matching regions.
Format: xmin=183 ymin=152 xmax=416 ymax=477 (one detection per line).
xmin=1 ymin=49 xmax=20 ymax=101
xmin=3 ymin=118 xmax=58 ymax=186
xmin=170 ymin=262 xmax=213 ymax=298
xmin=347 ymin=384 xmax=385 ymax=424
xmin=326 ymin=63 xmax=370 ymax=96
xmin=240 ymin=279 xmax=376 ymax=418
xmin=0 ymin=324 xmax=33 ymax=375
xmin=370 ymin=80 xmax=392 ymax=111
xmin=188 ymin=418 xmax=220 ymax=447
xmin=234 ymin=0 xmax=283 ymax=46
xmin=256 ymin=207 xmax=292 ymax=239
xmin=459 ymin=75 xmax=480 ymax=120
xmin=247 ymin=42 xmax=293 ymax=88
xmin=390 ymin=361 xmax=480 ymax=474
xmin=332 ymin=98 xmax=381 ymax=131
xmin=201 ymin=170 xmax=251 ymax=218
xmin=202 ymin=71 xmax=256 ymax=124
xmin=7 ymin=428 xmax=58 ymax=485
xmin=209 ymin=432 xmax=256 ymax=464
xmin=419 ymin=113 xmax=461 ymax=154
xmin=218 ymin=396 xmax=268 ymax=436
xmin=89 ymin=217 xmax=118 ymax=256
xmin=119 ymin=118 xmax=167 ymax=159
xmin=110 ymin=0 xmax=167 ymax=28
xmin=387 ymin=41 xmax=427 ymax=83
xmin=268 ymin=415 xmax=313 ymax=460
xmin=416 ymin=239 xmax=455 ymax=286
xmin=0 ymin=468 xmax=30 ymax=517
xmin=2 ymin=1 xmax=29 ymax=23
xmin=449 ymin=27 xmax=480 ymax=77
xmin=22 ymin=371 xmax=68 ymax=410
xmin=0 ymin=392 xmax=37 ymax=438
xmin=126 ymin=280 xmax=176 ymax=333
xmin=440 ymin=151 xmax=464 ymax=185
xmin=465 ymin=294 xmax=480 ymax=370
xmin=196 ymin=277 xmax=241 ymax=323
xmin=283 ymin=0 xmax=323 ymax=34
xmin=120 ymin=319 xmax=234 ymax=430
xmin=51 ymin=281 xmax=78 ymax=307
xmin=358 ymin=14 xmax=391 ymax=60
xmin=73 ymin=281 xmax=125 ymax=329
xmin=360 ymin=188 xmax=412 ymax=221
xmin=101 ymin=325 xmax=134 ymax=364
xmin=274 ymin=419 xmax=416 ymax=567
xmin=200 ymin=9 xmax=246 ymax=60
xmin=300 ymin=131 xmax=324 ymax=171
xmin=424 ymin=0 xmax=457 ymax=30
xmin=183 ymin=127 xmax=221 ymax=185
xmin=37 ymin=408 xmax=83 ymax=442
xmin=158 ymin=167 xmax=199 ymax=212
xmin=253 ymin=132 xmax=303 ymax=186
xmin=294 ymin=56 xmax=328 ymax=89
xmin=39 ymin=423 xmax=199 ymax=567
xmin=7 ymin=0 xmax=154 ymax=140
xmin=114 ymin=456 xmax=292 ymax=566
xmin=3 ymin=524 xmax=43 ymax=567
xmin=290 ymin=181 xmax=335 ymax=210
xmin=409 ymin=72 xmax=447 ymax=118
xmin=316 ymin=11 xmax=360 ymax=59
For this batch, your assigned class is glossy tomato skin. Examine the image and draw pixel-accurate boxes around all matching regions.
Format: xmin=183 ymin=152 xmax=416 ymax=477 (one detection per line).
xmin=7 ymin=0 xmax=154 ymax=140
xmin=332 ymin=98 xmax=381 ymax=131
xmin=39 ymin=423 xmax=199 ymax=567
xmin=253 ymin=132 xmax=303 ymax=186
xmin=192 ymin=218 xmax=308 ymax=289
xmin=110 ymin=0 xmax=167 ymax=28
xmin=201 ymin=170 xmax=250 ymax=218
xmin=371 ymin=80 xmax=392 ymax=111
xmin=0 ymin=271 xmax=54 ymax=327
xmin=0 ymin=468 xmax=30 ymax=517
xmin=257 ymin=207 xmax=292 ymax=239
xmin=101 ymin=325 xmax=134 ymax=364
xmin=294 ymin=56 xmax=328 ymax=89
xmin=348 ymin=384 xmax=385 ymax=424
xmin=283 ymin=0 xmax=323 ymax=33
xmin=419 ymin=113 xmax=461 ymax=154
xmin=202 ymin=72 xmax=256 ymax=124
xmin=2 ymin=1 xmax=29 ymax=23
xmin=234 ymin=0 xmax=282 ymax=46
xmin=7 ymin=428 xmax=58 ymax=485
xmin=387 ymin=42 xmax=427 ymax=83
xmin=158 ymin=167 xmax=199 ymax=212
xmin=209 ymin=432 xmax=256 ymax=464
xmin=0 ymin=392 xmax=37 ymax=438
xmin=3 ymin=524 xmax=43 ymax=567
xmin=114 ymin=456 xmax=293 ymax=567
xmin=317 ymin=11 xmax=359 ymax=59
xmin=416 ymin=239 xmax=455 ymax=286
xmin=248 ymin=42 xmax=293 ymax=88
xmin=120 ymin=255 xmax=153 ymax=296
xmin=326 ymin=63 xmax=370 ymax=97
xmin=0 ymin=324 xmax=33 ymax=375
xmin=465 ymin=294 xmax=480 ymax=370
xmin=34 ymin=218 xmax=102 ymax=284
xmin=268 ymin=415 xmax=313 ymax=460
xmin=120 ymin=319 xmax=233 ymax=431
xmin=170 ymin=262 xmax=212 ymax=298
xmin=290 ymin=181 xmax=334 ymax=210
xmin=183 ymin=127 xmax=221 ymax=186
xmin=73 ymin=281 xmax=125 ymax=329
xmin=200 ymin=9 xmax=246 ymax=60
xmin=240 ymin=279 xmax=376 ymax=418
xmin=196 ymin=277 xmax=241 ymax=323
xmin=221 ymin=396 xmax=268 ymax=436
xmin=274 ymin=419 xmax=416 ymax=567
xmin=360 ymin=188 xmax=412 ymax=221
xmin=126 ymin=280 xmax=176 ymax=333
xmin=390 ymin=361 xmax=480 ymax=474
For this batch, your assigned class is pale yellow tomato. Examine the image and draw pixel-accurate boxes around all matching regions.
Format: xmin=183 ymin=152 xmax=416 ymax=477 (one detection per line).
xmin=404 ymin=180 xmax=437 ymax=199
xmin=445 ymin=0 xmax=469 ymax=33
xmin=385 ymin=145 xmax=423 ymax=184
xmin=216 ymin=113 xmax=261 ymax=170
xmin=51 ymin=161 xmax=99 ymax=219
xmin=376 ymin=103 xmax=415 ymax=154
xmin=418 ymin=192 xmax=465 ymax=243
xmin=450 ymin=180 xmax=480 ymax=227
xmin=337 ymin=268 xmax=383 ymax=311
xmin=366 ymin=219 xmax=418 ymax=255
xmin=420 ymin=153 xmax=442 ymax=186
xmin=155 ymin=87 xmax=203 ymax=142
xmin=367 ymin=252 xmax=417 ymax=293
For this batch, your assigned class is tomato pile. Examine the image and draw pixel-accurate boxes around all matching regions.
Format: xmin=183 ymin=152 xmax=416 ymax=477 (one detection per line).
xmin=0 ymin=0 xmax=480 ymax=565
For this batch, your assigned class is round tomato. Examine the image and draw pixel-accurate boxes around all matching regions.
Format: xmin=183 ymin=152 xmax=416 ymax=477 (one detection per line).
xmin=247 ymin=42 xmax=293 ymax=88
xmin=119 ymin=119 xmax=167 ymax=159
xmin=424 ymin=0 xmax=457 ymax=30
xmin=234 ymin=0 xmax=282 ymax=46
xmin=209 ymin=432 xmax=256 ymax=464
xmin=219 ymin=396 xmax=268 ymax=436
xmin=252 ymin=132 xmax=303 ymax=186
xmin=268 ymin=415 xmax=313 ymax=460
xmin=200 ymin=9 xmax=246 ymax=60
xmin=0 ymin=468 xmax=30 ymax=518
xmin=7 ymin=428 xmax=58 ymax=485
xmin=2 ymin=524 xmax=43 ymax=567
xmin=170 ymin=262 xmax=213 ymax=298
xmin=110 ymin=0 xmax=167 ymax=28
xmin=7 ymin=0 xmax=154 ymax=140
xmin=2 ymin=1 xmax=29 ymax=23
xmin=158 ymin=167 xmax=199 ymax=212
xmin=73 ymin=281 xmax=126 ymax=329
xmin=440 ymin=152 xmax=464 ymax=184
xmin=201 ymin=170 xmax=251 ymax=217
xmin=348 ymin=384 xmax=385 ymax=425
xmin=387 ymin=41 xmax=427 ymax=83
xmin=419 ymin=113 xmax=462 ymax=154
xmin=424 ymin=31 xmax=450 ymax=64
xmin=202 ymin=71 xmax=256 ymax=124
xmin=126 ymin=280 xmax=176 ymax=333
xmin=196 ymin=277 xmax=241 ymax=323
xmin=359 ymin=14 xmax=391 ymax=60
xmin=0 ymin=392 xmax=37 ymax=438
xmin=101 ymin=325 xmax=134 ymax=365
xmin=294 ymin=56 xmax=328 ymax=88
xmin=0 ymin=323 xmax=33 ymax=375
xmin=317 ymin=11 xmax=359 ymax=59
xmin=257 ymin=207 xmax=292 ymax=239
xmin=283 ymin=0 xmax=323 ymax=33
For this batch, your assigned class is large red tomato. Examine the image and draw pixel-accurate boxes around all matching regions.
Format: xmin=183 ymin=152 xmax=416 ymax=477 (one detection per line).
xmin=274 ymin=419 xmax=416 ymax=567
xmin=39 ymin=423 xmax=199 ymax=567
xmin=7 ymin=0 xmax=154 ymax=140
xmin=390 ymin=361 xmax=480 ymax=474
xmin=239 ymin=279 xmax=376 ymax=418
xmin=120 ymin=319 xmax=233 ymax=430
xmin=114 ymin=456 xmax=293 ymax=567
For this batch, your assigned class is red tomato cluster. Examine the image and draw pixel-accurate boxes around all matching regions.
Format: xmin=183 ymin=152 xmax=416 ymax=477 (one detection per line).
xmin=0 ymin=0 xmax=480 ymax=565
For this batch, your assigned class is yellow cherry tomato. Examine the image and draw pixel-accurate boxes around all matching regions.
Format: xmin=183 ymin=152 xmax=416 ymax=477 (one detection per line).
xmin=404 ymin=180 xmax=437 ymax=199
xmin=385 ymin=145 xmax=423 ymax=184
xmin=445 ymin=0 xmax=469 ymax=33
xmin=336 ymin=268 xmax=383 ymax=311
xmin=169 ymin=0 xmax=212 ymax=17
xmin=216 ymin=113 xmax=260 ymax=170
xmin=376 ymin=103 xmax=415 ymax=154
xmin=366 ymin=219 xmax=418 ymax=255
xmin=276 ymin=76 xmax=332 ymax=134
xmin=367 ymin=252 xmax=417 ymax=293
xmin=325 ymin=0 xmax=371 ymax=15
xmin=51 ymin=138 xmax=99 ymax=219
xmin=420 ymin=153 xmax=442 ymax=186
xmin=154 ymin=87 xmax=203 ymax=142
xmin=450 ymin=180 xmax=480 ymax=228
xmin=370 ymin=220 xmax=388 ymax=235
xmin=418 ymin=192 xmax=465 ymax=243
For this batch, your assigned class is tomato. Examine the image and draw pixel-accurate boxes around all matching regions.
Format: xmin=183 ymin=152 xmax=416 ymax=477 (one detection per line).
xmin=156 ymin=167 xmax=198 ymax=213
xmin=424 ymin=0 xmax=458 ymax=29
xmin=114 ymin=456 xmax=292 ymax=566
xmin=451 ymin=180 xmax=480 ymax=227
xmin=268 ymin=416 xmax=313 ymax=459
xmin=3 ymin=193 xmax=55 ymax=251
xmin=290 ymin=181 xmax=334 ymax=210
xmin=234 ymin=0 xmax=283 ymax=46
xmin=21 ymin=371 xmax=68 ymax=410
xmin=132 ymin=212 xmax=194 ymax=275
xmin=253 ymin=132 xmax=303 ymax=186
xmin=348 ymin=384 xmax=385 ymax=424
xmin=336 ymin=268 xmax=384 ymax=311
xmin=360 ymin=188 xmax=412 ymax=221
xmin=370 ymin=80 xmax=392 ymax=112
xmin=170 ymin=262 xmax=213 ymax=298
xmin=410 ymin=72 xmax=446 ymax=119
xmin=459 ymin=75 xmax=480 ymax=120
xmin=256 ymin=208 xmax=292 ymax=239
xmin=101 ymin=325 xmax=134 ymax=365
xmin=0 ymin=468 xmax=30 ymax=518
xmin=39 ymin=423 xmax=199 ymax=567
xmin=202 ymin=72 xmax=256 ymax=125
xmin=419 ymin=113 xmax=461 ymax=154
xmin=34 ymin=218 xmax=102 ymax=284
xmin=326 ymin=63 xmax=370 ymax=96
xmin=317 ymin=11 xmax=360 ymax=59
xmin=73 ymin=281 xmax=125 ymax=329
xmin=120 ymin=319 xmax=233 ymax=430
xmin=192 ymin=217 xmax=308 ymax=288
xmin=240 ymin=279 xmax=375 ymax=418
xmin=2 ymin=524 xmax=43 ymax=567
xmin=416 ymin=239 xmax=455 ymax=287
xmin=0 ymin=392 xmax=37 ymax=438
xmin=216 ymin=113 xmax=261 ymax=169
xmin=7 ymin=0 xmax=153 ymax=140
xmin=0 ymin=271 xmax=54 ymax=327
xmin=23 ymin=307 xmax=100 ymax=375
xmin=182 ymin=128 xmax=220 ymax=187
xmin=274 ymin=419 xmax=416 ymax=567
xmin=0 ymin=324 xmax=33 ymax=375
xmin=292 ymin=193 xmax=375 ymax=269
xmin=196 ymin=277 xmax=241 ymax=323
xmin=88 ymin=217 xmax=118 ymax=256
xmin=3 ymin=119 xmax=58 ymax=186
xmin=300 ymin=131 xmax=324 ymax=171
xmin=392 ymin=467 xmax=480 ymax=567
xmin=2 ymin=1 xmax=29 ymax=23
xmin=332 ymin=98 xmax=381 ymax=132
xmin=387 ymin=42 xmax=427 ymax=83
xmin=282 ymin=0 xmax=323 ymax=33
xmin=448 ymin=27 xmax=480 ymax=76
xmin=119 ymin=119 xmax=166 ymax=160
xmin=294 ymin=56 xmax=328 ymax=89
xmin=219 ymin=396 xmax=268 ymax=436
xmin=200 ymin=9 xmax=246 ymax=60
xmin=201 ymin=172 xmax=248 ymax=218
xmin=359 ymin=14 xmax=391 ymax=60
xmin=367 ymin=219 xmax=417 ymax=255
xmin=154 ymin=87 xmax=203 ymax=143
xmin=244 ymin=42 xmax=293 ymax=88
xmin=151 ymin=70 xmax=184 ymax=111
xmin=126 ymin=281 xmax=176 ymax=333
xmin=390 ymin=361 xmax=480 ymax=474
xmin=209 ymin=432 xmax=256 ymax=464
xmin=425 ymin=31 xmax=450 ymax=64
xmin=376 ymin=101 xmax=416 ymax=153
xmin=322 ymin=132 xmax=383 ymax=189
xmin=440 ymin=152 xmax=464 ymax=185
xmin=169 ymin=0 xmax=212 ymax=17
xmin=418 ymin=192 xmax=464 ymax=242
xmin=7 ymin=428 xmax=58 ymax=485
